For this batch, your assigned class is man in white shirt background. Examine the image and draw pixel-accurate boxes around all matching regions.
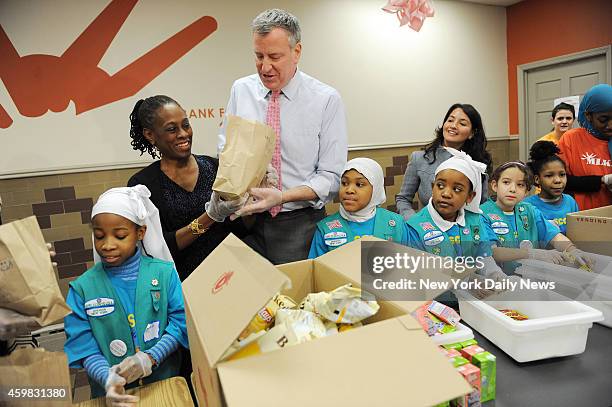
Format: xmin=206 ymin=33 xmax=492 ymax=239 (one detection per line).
xmin=218 ymin=8 xmax=348 ymax=264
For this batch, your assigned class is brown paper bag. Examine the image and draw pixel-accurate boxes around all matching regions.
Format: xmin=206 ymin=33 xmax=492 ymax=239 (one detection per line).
xmin=0 ymin=216 xmax=71 ymax=326
xmin=213 ymin=115 xmax=276 ymax=200
xmin=0 ymin=348 xmax=72 ymax=406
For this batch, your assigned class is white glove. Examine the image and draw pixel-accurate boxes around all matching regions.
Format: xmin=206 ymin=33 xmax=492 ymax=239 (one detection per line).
xmin=261 ymin=164 xmax=279 ymax=189
xmin=234 ymin=187 xmax=283 ymax=217
xmin=602 ymin=174 xmax=612 ymax=191
xmin=527 ymin=248 xmax=565 ymax=264
xmin=116 ymin=351 xmax=153 ymax=385
xmin=105 ymin=367 xmax=139 ymax=407
xmin=205 ymin=191 xmax=245 ymax=222
xmin=0 ymin=308 xmax=40 ymax=340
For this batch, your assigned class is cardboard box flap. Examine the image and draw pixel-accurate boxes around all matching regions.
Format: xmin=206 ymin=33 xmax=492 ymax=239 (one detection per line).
xmin=217 ymin=316 xmax=471 ymax=407
xmin=182 ymin=234 xmax=291 ymax=366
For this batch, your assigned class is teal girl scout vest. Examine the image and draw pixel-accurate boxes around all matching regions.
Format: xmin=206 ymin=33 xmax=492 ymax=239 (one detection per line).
xmin=316 ymin=208 xmax=405 ymax=250
xmin=481 ymin=199 xmax=540 ymax=274
xmin=406 ymin=208 xmax=485 ymax=258
xmin=69 ymin=256 xmax=181 ymax=397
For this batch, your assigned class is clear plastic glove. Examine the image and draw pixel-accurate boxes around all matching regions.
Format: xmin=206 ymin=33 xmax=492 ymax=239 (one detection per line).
xmin=261 ymin=164 xmax=279 ymax=189
xmin=105 ymin=367 xmax=139 ymax=407
xmin=563 ymin=248 xmax=596 ymax=271
xmin=527 ymin=248 xmax=565 ymax=264
xmin=116 ymin=351 xmax=153 ymax=385
xmin=205 ymin=191 xmax=245 ymax=222
xmin=233 ymin=188 xmax=283 ymax=218
xmin=0 ymin=308 xmax=40 ymax=340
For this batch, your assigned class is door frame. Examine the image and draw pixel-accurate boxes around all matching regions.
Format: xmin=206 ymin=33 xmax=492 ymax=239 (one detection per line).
xmin=517 ymin=45 xmax=612 ymax=161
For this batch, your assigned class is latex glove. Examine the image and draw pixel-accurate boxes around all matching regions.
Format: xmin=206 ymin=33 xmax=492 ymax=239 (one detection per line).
xmin=234 ymin=188 xmax=283 ymax=217
xmin=105 ymin=367 xmax=139 ymax=407
xmin=116 ymin=351 xmax=153 ymax=384
xmin=602 ymin=174 xmax=612 ymax=191
xmin=0 ymin=308 xmax=40 ymax=340
xmin=261 ymin=164 xmax=279 ymax=189
xmin=563 ymin=248 xmax=596 ymax=271
xmin=205 ymin=191 xmax=245 ymax=222
xmin=527 ymin=248 xmax=565 ymax=264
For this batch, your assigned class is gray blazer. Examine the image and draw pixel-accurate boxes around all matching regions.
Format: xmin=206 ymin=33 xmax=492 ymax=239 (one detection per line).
xmin=395 ymin=147 xmax=489 ymax=220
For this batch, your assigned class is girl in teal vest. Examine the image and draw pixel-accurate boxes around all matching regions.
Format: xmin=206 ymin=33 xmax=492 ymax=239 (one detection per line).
xmin=64 ymin=185 xmax=188 ymax=404
xmin=482 ymin=161 xmax=592 ymax=274
xmin=309 ymin=158 xmax=408 ymax=257
xmin=406 ymin=148 xmax=507 ymax=284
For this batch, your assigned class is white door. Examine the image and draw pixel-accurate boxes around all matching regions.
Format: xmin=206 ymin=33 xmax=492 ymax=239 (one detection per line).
xmin=523 ymin=53 xmax=608 ymax=159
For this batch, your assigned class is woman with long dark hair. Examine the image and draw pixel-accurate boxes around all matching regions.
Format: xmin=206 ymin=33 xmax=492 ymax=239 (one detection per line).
xmin=396 ymin=103 xmax=493 ymax=220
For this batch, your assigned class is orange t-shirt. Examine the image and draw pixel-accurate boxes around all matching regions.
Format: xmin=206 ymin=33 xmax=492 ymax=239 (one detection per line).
xmin=558 ymin=128 xmax=612 ymax=210
xmin=538 ymin=131 xmax=560 ymax=145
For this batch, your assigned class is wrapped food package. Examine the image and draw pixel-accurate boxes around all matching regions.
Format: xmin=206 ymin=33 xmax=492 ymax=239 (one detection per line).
xmin=498 ymin=308 xmax=528 ymax=321
xmin=299 ymin=284 xmax=380 ymax=324
xmin=238 ymin=294 xmax=297 ymax=341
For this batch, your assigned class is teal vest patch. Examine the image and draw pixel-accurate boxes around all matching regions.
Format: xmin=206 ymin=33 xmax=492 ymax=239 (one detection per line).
xmin=70 ymin=256 xmax=181 ymax=397
xmin=317 ymin=208 xmax=404 ymax=251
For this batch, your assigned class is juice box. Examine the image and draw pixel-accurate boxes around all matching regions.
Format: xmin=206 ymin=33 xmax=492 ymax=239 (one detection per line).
xmin=449 ymin=356 xmax=469 ymax=368
xmin=459 ymin=339 xmax=478 ymax=348
xmin=460 ymin=345 xmax=486 ymax=362
xmin=442 ymin=342 xmax=463 ymax=351
xmin=452 ymin=363 xmax=481 ymax=407
xmin=440 ymin=347 xmax=461 ymax=358
xmin=472 ymin=351 xmax=496 ymax=402
xmin=428 ymin=300 xmax=461 ymax=326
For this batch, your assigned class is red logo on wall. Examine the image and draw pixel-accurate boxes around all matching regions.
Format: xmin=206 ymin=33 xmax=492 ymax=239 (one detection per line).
xmin=212 ymin=271 xmax=234 ymax=294
xmin=0 ymin=0 xmax=218 ymax=129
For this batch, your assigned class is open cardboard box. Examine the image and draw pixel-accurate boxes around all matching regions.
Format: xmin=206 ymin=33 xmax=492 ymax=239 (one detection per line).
xmin=567 ymin=205 xmax=612 ymax=256
xmin=182 ymin=234 xmax=471 ymax=407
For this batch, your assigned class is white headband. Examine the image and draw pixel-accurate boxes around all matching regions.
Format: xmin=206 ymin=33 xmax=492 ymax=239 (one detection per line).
xmin=91 ymin=185 xmax=174 ymax=264
xmin=435 ymin=148 xmax=487 ymax=214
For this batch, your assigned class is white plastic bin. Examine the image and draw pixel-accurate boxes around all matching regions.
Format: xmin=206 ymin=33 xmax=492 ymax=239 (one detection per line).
xmin=516 ymin=254 xmax=612 ymax=327
xmin=430 ymin=321 xmax=474 ymax=346
xmin=455 ymin=288 xmax=603 ymax=362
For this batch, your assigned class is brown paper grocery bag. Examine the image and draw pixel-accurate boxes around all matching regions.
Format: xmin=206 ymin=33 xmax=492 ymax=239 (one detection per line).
xmin=0 ymin=348 xmax=72 ymax=406
xmin=213 ymin=115 xmax=276 ymax=200
xmin=0 ymin=216 xmax=71 ymax=326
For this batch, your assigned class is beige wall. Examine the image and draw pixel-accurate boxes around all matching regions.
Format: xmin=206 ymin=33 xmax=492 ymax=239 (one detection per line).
xmin=0 ymin=0 xmax=509 ymax=177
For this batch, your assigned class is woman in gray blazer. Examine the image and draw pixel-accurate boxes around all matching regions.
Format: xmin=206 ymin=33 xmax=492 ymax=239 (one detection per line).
xmin=396 ymin=103 xmax=492 ymax=220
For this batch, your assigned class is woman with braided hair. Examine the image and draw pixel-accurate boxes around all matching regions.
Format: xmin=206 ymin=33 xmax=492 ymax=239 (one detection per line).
xmin=127 ymin=95 xmax=245 ymax=281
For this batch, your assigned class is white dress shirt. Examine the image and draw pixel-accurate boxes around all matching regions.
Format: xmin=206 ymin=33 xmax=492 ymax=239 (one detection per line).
xmin=218 ymin=70 xmax=348 ymax=210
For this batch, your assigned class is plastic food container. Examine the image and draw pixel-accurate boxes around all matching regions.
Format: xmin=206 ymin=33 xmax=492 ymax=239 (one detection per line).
xmin=455 ymin=288 xmax=603 ymax=362
xmin=516 ymin=253 xmax=612 ymax=327
xmin=430 ymin=321 xmax=474 ymax=346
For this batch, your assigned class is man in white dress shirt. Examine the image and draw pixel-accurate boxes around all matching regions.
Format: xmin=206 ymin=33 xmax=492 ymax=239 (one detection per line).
xmin=218 ymin=8 xmax=348 ymax=264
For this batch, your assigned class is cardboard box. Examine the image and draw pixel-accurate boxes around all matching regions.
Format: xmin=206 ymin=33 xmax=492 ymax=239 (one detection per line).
xmin=182 ymin=234 xmax=472 ymax=407
xmin=567 ymin=205 xmax=612 ymax=256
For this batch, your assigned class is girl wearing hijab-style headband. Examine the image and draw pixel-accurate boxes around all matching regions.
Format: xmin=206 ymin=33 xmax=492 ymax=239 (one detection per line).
xmin=308 ymin=158 xmax=408 ymax=257
xmin=64 ymin=185 xmax=188 ymax=404
xmin=558 ymin=84 xmax=612 ymax=210
xmin=406 ymin=148 xmax=505 ymax=283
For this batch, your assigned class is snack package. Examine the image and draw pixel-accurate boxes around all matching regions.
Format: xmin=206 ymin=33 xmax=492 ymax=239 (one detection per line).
xmin=449 ymin=356 xmax=469 ymax=368
xmin=460 ymin=345 xmax=486 ymax=363
xmin=299 ymin=284 xmax=379 ymax=324
xmin=226 ymin=309 xmax=326 ymax=361
xmin=338 ymin=322 xmax=363 ymax=333
xmin=427 ymin=300 xmax=461 ymax=326
xmin=498 ymin=308 xmax=528 ymax=321
xmin=460 ymin=339 xmax=478 ymax=348
xmin=442 ymin=342 xmax=463 ymax=351
xmin=452 ymin=363 xmax=481 ymax=407
xmin=238 ymin=294 xmax=297 ymax=341
xmin=439 ymin=347 xmax=461 ymax=358
xmin=324 ymin=320 xmax=339 ymax=336
xmin=472 ymin=351 xmax=496 ymax=402
xmin=411 ymin=301 xmax=443 ymax=336
xmin=562 ymin=250 xmax=594 ymax=272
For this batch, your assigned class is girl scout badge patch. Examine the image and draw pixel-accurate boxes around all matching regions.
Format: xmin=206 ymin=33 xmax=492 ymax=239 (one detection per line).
xmin=491 ymin=221 xmax=509 ymax=235
xmin=84 ymin=297 xmax=115 ymax=317
xmin=423 ymin=230 xmax=444 ymax=246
